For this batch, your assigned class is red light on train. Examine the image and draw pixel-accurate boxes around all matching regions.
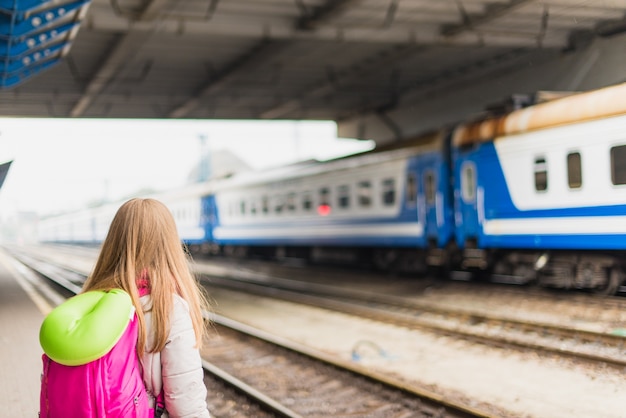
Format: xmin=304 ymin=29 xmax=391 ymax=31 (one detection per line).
xmin=317 ymin=204 xmax=331 ymax=216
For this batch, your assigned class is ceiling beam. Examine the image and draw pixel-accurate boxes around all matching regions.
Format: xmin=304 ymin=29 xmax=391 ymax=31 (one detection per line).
xmin=69 ymin=31 xmax=151 ymax=117
xmin=165 ymin=0 xmax=362 ymax=119
xmin=168 ymin=40 xmax=287 ymax=118
xmin=260 ymin=44 xmax=422 ymax=119
xmin=259 ymin=0 xmax=555 ymax=120
xmin=295 ymin=0 xmax=358 ymax=30
xmin=69 ymin=0 xmax=170 ymax=117
xmin=85 ymin=8 xmax=566 ymax=48
xmin=441 ymin=0 xmax=536 ymax=37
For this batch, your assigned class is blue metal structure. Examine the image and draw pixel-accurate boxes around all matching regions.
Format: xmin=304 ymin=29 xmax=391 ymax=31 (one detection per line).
xmin=0 ymin=0 xmax=89 ymax=88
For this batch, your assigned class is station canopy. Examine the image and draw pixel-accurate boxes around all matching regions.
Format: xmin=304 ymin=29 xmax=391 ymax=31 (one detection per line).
xmin=1 ymin=0 xmax=625 ymax=121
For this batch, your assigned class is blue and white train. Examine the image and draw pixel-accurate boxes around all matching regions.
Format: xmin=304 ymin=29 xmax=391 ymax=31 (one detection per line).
xmin=38 ymin=81 xmax=626 ymax=294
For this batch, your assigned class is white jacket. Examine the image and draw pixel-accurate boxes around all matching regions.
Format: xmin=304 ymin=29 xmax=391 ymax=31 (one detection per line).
xmin=140 ymin=294 xmax=211 ymax=418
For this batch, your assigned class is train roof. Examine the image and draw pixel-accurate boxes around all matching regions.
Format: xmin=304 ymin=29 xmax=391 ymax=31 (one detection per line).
xmin=212 ymin=131 xmax=445 ymax=190
xmin=452 ymin=81 xmax=626 ymax=147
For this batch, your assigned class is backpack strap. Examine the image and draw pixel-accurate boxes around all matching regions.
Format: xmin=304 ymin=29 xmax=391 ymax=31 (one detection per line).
xmin=155 ymin=391 xmax=166 ymax=417
xmin=136 ymin=273 xmax=166 ymax=417
xmin=39 ymin=354 xmax=51 ymax=418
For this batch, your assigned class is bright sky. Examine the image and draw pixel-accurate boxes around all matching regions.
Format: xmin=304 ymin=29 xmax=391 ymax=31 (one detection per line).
xmin=0 ymin=118 xmax=374 ymax=219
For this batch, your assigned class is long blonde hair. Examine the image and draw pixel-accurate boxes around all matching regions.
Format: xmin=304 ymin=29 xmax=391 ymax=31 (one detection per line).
xmin=82 ymin=198 xmax=209 ymax=354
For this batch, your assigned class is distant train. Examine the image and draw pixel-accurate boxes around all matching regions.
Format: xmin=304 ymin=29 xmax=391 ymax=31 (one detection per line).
xmin=38 ymin=81 xmax=626 ymax=295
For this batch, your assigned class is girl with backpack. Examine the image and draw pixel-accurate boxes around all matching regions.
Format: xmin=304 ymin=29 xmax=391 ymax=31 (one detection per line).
xmin=40 ymin=198 xmax=212 ymax=417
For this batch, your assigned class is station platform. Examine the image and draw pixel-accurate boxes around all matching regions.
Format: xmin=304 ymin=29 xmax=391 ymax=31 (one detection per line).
xmin=0 ymin=249 xmax=49 ymax=417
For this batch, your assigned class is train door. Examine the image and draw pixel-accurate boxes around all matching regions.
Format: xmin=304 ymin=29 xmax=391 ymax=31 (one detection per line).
xmin=201 ymin=195 xmax=218 ymax=243
xmin=418 ymin=152 xmax=452 ymax=247
xmin=422 ymin=168 xmax=438 ymax=243
xmin=453 ymin=152 xmax=482 ymax=248
xmin=404 ymin=156 xmax=424 ymax=246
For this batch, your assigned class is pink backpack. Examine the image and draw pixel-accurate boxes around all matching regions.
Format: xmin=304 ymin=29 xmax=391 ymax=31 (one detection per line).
xmin=39 ymin=290 xmax=150 ymax=418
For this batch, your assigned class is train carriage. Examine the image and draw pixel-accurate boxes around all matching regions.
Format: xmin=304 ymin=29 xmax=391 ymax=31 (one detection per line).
xmin=37 ymin=183 xmax=215 ymax=248
xmin=208 ymin=133 xmax=454 ymax=270
xmin=37 ymin=204 xmax=117 ymax=244
xmin=451 ymin=82 xmax=626 ymax=293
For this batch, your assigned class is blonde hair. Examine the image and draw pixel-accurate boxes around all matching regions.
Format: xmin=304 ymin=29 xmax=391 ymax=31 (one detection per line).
xmin=82 ymin=198 xmax=209 ymax=354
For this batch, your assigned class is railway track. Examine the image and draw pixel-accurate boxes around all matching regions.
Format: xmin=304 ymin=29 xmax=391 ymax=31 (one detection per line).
xmin=197 ymin=270 xmax=626 ymax=371
xmin=7 ymin=246 xmax=497 ymax=417
xmin=11 ymin=244 xmax=626 ymax=371
xmin=204 ymin=316 xmax=489 ymax=417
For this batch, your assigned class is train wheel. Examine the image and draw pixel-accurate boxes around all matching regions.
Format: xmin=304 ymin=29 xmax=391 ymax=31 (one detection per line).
xmin=223 ymin=245 xmax=248 ymax=258
xmin=373 ymin=250 xmax=398 ymax=272
xmin=594 ymin=267 xmax=622 ymax=296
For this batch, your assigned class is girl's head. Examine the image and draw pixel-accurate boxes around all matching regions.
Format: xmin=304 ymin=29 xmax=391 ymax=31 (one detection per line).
xmin=83 ymin=198 xmax=208 ymax=352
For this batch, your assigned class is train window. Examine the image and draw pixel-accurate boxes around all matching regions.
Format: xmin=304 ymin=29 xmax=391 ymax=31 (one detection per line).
xmin=424 ymin=171 xmax=436 ymax=205
xmin=338 ymin=185 xmax=350 ymax=208
xmin=610 ymin=145 xmax=626 ymax=185
xmin=250 ymin=200 xmax=258 ymax=215
xmin=461 ymin=163 xmax=476 ymax=202
xmin=274 ymin=195 xmax=284 ymax=214
xmin=406 ymin=173 xmax=417 ymax=206
xmin=262 ymin=196 xmax=269 ymax=214
xmin=358 ymin=181 xmax=372 ymax=207
xmin=287 ymin=193 xmax=297 ymax=212
xmin=534 ymin=157 xmax=548 ymax=191
xmin=382 ymin=178 xmax=395 ymax=206
xmin=319 ymin=187 xmax=330 ymax=205
xmin=318 ymin=187 xmax=331 ymax=215
xmin=567 ymin=152 xmax=582 ymax=189
xmin=240 ymin=201 xmax=246 ymax=215
xmin=302 ymin=192 xmax=313 ymax=211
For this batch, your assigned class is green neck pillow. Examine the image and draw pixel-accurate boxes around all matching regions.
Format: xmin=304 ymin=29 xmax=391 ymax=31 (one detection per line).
xmin=39 ymin=289 xmax=135 ymax=366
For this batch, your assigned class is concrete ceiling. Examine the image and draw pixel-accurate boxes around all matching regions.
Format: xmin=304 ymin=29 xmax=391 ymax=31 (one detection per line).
xmin=1 ymin=0 xmax=626 ymax=130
